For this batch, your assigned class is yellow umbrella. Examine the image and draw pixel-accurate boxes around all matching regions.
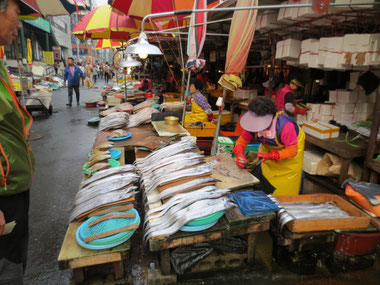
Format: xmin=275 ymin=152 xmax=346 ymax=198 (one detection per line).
xmin=27 ymin=39 xmax=33 ymax=65
xmin=95 ymin=39 xmax=126 ymax=49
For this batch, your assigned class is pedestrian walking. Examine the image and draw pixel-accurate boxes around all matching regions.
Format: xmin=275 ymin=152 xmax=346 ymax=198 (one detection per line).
xmin=92 ymin=65 xmax=98 ymax=84
xmin=59 ymin=60 xmax=65 ymax=77
xmin=78 ymin=63 xmax=85 ymax=86
xmin=104 ymin=62 xmax=111 ymax=84
xmin=0 ymin=1 xmax=37 ymax=284
xmin=64 ymin=57 xmax=85 ymax=106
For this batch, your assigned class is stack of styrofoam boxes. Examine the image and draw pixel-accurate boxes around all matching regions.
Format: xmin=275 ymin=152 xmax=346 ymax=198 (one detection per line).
xmin=317 ymin=37 xmax=330 ymax=69
xmin=323 ymin=37 xmax=346 ymax=70
xmin=277 ymin=1 xmax=294 ymax=23
xmin=256 ymin=10 xmax=279 ymax=32
xmin=303 ymin=150 xmax=325 ymax=175
xmin=276 ymin=39 xmax=302 ymax=60
xmin=306 ymin=103 xmax=338 ymax=122
xmin=348 ymin=71 xmax=379 ymax=104
xmin=334 ymin=0 xmax=377 ymax=11
xmin=308 ymin=39 xmax=320 ymax=68
xmin=300 ymin=39 xmax=318 ymax=66
xmin=368 ymin=34 xmax=380 ymax=65
xmin=328 ymin=89 xmax=374 ymax=121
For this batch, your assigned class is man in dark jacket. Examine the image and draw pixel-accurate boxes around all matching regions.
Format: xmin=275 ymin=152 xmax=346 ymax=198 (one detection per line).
xmin=64 ymin=57 xmax=85 ymax=106
xmin=0 ymin=0 xmax=38 ymax=284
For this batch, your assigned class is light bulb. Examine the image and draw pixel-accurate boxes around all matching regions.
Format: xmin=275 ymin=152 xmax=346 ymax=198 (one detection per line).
xmin=139 ymin=53 xmax=148 ymax=59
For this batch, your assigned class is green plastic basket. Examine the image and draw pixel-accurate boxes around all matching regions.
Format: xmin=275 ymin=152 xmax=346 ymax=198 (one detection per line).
xmin=186 ymin=211 xmax=225 ymax=227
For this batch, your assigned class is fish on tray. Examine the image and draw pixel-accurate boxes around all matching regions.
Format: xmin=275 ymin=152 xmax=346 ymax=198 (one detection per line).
xmin=87 ymin=154 xmax=112 ymax=168
xmin=86 ymin=162 xmax=111 ymax=173
xmin=91 ymin=142 xmax=114 ymax=152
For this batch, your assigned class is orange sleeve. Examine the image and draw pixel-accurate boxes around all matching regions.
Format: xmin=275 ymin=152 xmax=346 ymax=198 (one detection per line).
xmin=235 ymin=135 xmax=250 ymax=149
xmin=278 ymin=144 xmax=298 ymax=160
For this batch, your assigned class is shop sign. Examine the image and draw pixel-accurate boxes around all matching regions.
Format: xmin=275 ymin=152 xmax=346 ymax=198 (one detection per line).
xmin=53 ymin=46 xmax=61 ymax=60
xmin=24 ymin=17 xmax=51 ymax=33
xmin=43 ymin=51 xmax=54 ymax=65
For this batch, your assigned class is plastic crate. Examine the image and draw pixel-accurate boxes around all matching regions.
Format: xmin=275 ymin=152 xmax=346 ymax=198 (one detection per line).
xmin=212 ymin=110 xmax=232 ymax=125
xmin=184 ymin=122 xmax=216 ymax=137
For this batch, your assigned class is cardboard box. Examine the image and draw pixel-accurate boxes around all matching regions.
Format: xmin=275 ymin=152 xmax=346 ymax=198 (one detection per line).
xmin=302 ymin=121 xmax=340 ymax=139
xmin=303 ymin=150 xmax=324 ymax=175
xmin=300 ymin=39 xmax=318 ymax=65
xmin=276 ymin=39 xmax=302 ymax=60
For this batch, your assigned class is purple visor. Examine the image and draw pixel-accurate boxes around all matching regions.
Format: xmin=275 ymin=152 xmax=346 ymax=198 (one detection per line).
xmin=240 ymin=110 xmax=274 ymax=133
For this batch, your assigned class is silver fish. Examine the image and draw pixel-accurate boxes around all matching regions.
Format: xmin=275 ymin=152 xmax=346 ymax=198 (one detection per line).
xmin=70 ymin=186 xmax=137 ymax=222
xmin=128 ymin=107 xmax=159 ymax=128
xmin=99 ymin=112 xmax=129 ymax=131
xmin=80 ymin=164 xmax=138 ymax=189
xmin=145 ymin=177 xmax=218 ymax=205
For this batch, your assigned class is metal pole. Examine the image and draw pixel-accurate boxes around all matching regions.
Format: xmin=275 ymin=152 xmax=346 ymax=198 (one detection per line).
xmin=148 ymin=31 xmax=230 ymax=37
xmin=14 ymin=43 xmax=26 ymax=107
xmin=140 ymin=2 xmax=380 ymax=33
xmin=173 ymin=16 xmax=186 ymax=99
xmin=181 ymin=71 xmax=192 ymax=126
xmin=211 ymin=89 xmax=227 ymax=156
xmin=76 ymin=13 xmax=80 ymax=63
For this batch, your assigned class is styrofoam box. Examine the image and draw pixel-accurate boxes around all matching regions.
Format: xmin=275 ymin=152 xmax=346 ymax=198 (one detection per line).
xmin=309 ymin=112 xmax=322 ymax=121
xmin=320 ymin=115 xmax=334 ymax=122
xmin=341 ymin=34 xmax=358 ymax=66
xmin=354 ymin=103 xmax=374 ymax=114
xmin=368 ymin=34 xmax=380 ymax=65
xmin=318 ymin=37 xmax=331 ymax=67
xmin=334 ymin=103 xmax=355 ymax=113
xmin=368 ymin=91 xmax=378 ymax=103
xmin=234 ymin=89 xmax=258 ymax=100
xmin=277 ymin=39 xmax=302 ymax=60
xmin=349 ymin=72 xmax=360 ymax=90
xmin=256 ymin=11 xmax=279 ymax=31
xmin=329 ymin=90 xmax=358 ymax=103
xmin=324 ymin=37 xmax=345 ymax=70
xmin=354 ymin=88 xmax=369 ymax=103
xmin=294 ymin=0 xmax=319 ymax=19
xmin=300 ymin=39 xmax=318 ymax=65
xmin=308 ymin=40 xmax=320 ymax=68
xmin=313 ymin=104 xmax=335 ymax=116
xmin=335 ymin=0 xmax=377 ymax=11
xmin=302 ymin=121 xmax=340 ymax=139
xmin=307 ymin=103 xmax=320 ymax=113
xmin=303 ymin=150 xmax=324 ymax=175
xmin=277 ymin=1 xmax=296 ymax=23
xmin=341 ymin=113 xmax=368 ymax=121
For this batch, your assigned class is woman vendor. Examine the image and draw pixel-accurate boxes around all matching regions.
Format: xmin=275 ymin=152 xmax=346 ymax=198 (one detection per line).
xmin=276 ymin=79 xmax=307 ymax=116
xmin=184 ymin=79 xmax=215 ymax=124
xmin=233 ymin=97 xmax=305 ymax=196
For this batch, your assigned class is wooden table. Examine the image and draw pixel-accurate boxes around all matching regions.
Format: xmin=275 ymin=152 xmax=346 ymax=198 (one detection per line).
xmin=58 ymin=147 xmax=131 ymax=283
xmin=134 ymin=148 xmax=271 ymax=274
xmin=305 ymin=133 xmax=368 ymax=184
xmin=365 ymin=159 xmax=380 ymax=183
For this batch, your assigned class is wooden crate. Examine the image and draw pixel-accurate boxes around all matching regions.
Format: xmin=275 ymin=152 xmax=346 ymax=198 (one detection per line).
xmin=276 ymin=194 xmax=370 ymax=233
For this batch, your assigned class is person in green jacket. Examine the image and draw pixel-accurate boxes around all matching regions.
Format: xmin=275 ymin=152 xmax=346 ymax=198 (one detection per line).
xmin=0 ymin=0 xmax=37 ymax=283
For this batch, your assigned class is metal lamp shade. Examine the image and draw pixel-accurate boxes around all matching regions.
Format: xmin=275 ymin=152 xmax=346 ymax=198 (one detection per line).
xmin=126 ymin=37 xmax=162 ymax=55
xmin=120 ymin=54 xmax=142 ymax=68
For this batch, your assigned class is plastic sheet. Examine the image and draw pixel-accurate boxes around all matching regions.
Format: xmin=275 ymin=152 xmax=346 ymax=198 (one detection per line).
xmin=229 ymin=190 xmax=279 ymax=216
xmin=344 ymin=180 xmax=380 ymax=206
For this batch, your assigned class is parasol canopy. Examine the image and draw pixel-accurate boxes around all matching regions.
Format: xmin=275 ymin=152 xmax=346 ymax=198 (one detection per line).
xmin=20 ymin=0 xmax=88 ymax=18
xmin=110 ymin=0 xmax=219 ymax=19
xmin=95 ymin=39 xmax=126 ymax=50
xmin=218 ymin=0 xmax=258 ymax=91
xmin=72 ymin=4 xmax=137 ymax=40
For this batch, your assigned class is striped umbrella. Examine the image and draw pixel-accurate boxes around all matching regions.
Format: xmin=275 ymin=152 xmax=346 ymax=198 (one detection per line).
xmin=211 ymin=0 xmax=258 ymax=155
xmin=20 ymin=0 xmax=88 ymax=18
xmin=111 ymin=0 xmax=219 ymax=19
xmin=73 ymin=4 xmax=138 ymax=40
xmin=95 ymin=39 xmax=126 ymax=50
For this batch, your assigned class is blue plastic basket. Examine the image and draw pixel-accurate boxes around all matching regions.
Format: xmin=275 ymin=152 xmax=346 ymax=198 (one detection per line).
xmin=76 ymin=208 xmax=140 ymax=250
xmin=180 ymin=220 xmax=218 ymax=232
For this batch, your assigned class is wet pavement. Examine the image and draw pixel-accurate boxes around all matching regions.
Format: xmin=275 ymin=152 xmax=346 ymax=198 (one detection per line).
xmin=25 ymin=80 xmax=102 ymax=285
xmin=22 ymin=79 xmax=380 ymax=285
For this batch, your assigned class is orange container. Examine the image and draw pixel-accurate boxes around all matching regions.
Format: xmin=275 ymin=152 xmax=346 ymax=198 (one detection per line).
xmin=335 ymin=232 xmax=380 ymax=255
xmin=345 ymin=184 xmax=380 ymax=217
xmin=184 ymin=122 xmax=216 ymax=137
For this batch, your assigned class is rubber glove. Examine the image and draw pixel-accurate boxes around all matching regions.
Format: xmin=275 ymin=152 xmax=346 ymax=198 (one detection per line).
xmin=257 ymin=150 xmax=280 ymax=162
xmin=294 ymin=107 xmax=308 ymax=115
xmin=185 ymin=91 xmax=191 ymax=102
xmin=233 ymin=144 xmax=248 ymax=168
xmin=207 ymin=113 xmax=216 ymax=121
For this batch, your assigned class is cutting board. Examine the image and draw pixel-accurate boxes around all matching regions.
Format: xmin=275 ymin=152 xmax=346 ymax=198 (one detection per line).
xmin=152 ymin=121 xmax=190 ymax=137
xmin=206 ymin=155 xmax=260 ymax=189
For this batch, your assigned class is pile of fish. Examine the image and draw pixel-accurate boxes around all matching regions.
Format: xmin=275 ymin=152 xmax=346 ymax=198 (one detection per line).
xmin=70 ymin=164 xmax=140 ymax=222
xmin=84 ymin=142 xmax=115 ymax=173
xmin=133 ymin=98 xmax=157 ymax=113
xmin=100 ymin=102 xmax=134 ymax=117
xmin=136 ymin=140 xmax=234 ymax=240
xmin=99 ymin=112 xmax=129 ymax=131
xmin=269 ymin=195 xmax=352 ymax=231
xmin=127 ymin=107 xmax=159 ymax=128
